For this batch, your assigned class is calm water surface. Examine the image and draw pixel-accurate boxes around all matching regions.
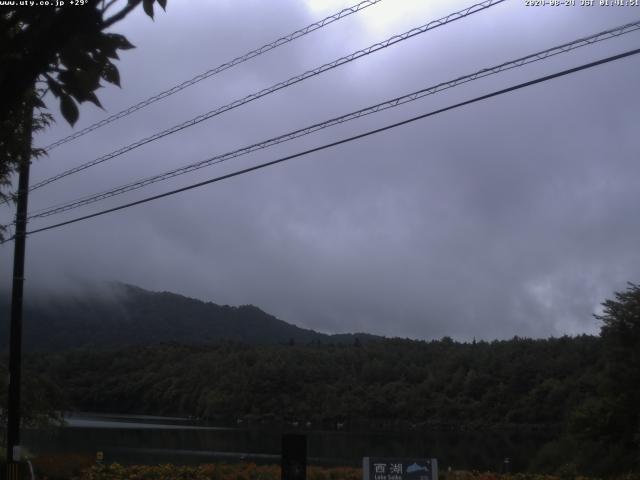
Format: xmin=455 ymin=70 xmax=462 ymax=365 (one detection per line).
xmin=23 ymin=413 xmax=553 ymax=471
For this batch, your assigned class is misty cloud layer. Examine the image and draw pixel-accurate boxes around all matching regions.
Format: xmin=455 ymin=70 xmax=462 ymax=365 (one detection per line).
xmin=1 ymin=0 xmax=639 ymax=340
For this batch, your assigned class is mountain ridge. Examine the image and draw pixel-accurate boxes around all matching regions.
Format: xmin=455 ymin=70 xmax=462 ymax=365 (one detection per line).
xmin=0 ymin=282 xmax=380 ymax=351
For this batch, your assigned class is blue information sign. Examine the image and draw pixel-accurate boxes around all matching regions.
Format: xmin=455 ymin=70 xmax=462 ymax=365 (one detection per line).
xmin=363 ymin=457 xmax=438 ymax=480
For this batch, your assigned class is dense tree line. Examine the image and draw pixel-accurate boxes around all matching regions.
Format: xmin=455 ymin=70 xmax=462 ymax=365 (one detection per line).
xmin=29 ymin=336 xmax=601 ymax=430
xmin=1 ymin=333 xmax=633 ymax=474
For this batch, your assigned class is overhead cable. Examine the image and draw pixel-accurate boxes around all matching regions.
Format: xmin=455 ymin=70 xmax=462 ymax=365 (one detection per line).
xmin=13 ymin=47 xmax=639 ymax=240
xmin=26 ymin=20 xmax=640 ymax=221
xmin=28 ymin=0 xmax=505 ymax=192
xmin=41 ymin=0 xmax=387 ymax=152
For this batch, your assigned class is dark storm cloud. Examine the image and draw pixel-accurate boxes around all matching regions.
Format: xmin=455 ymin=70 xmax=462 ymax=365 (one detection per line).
xmin=2 ymin=0 xmax=639 ymax=340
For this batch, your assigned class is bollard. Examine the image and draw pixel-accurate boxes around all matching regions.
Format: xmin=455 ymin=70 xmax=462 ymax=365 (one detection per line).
xmin=282 ymin=434 xmax=307 ymax=480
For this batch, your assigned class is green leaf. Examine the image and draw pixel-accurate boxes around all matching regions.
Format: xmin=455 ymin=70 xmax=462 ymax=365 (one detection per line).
xmin=87 ymin=92 xmax=104 ymax=109
xmin=105 ymin=33 xmax=135 ymax=50
xmin=60 ymin=95 xmax=79 ymax=126
xmin=80 ymin=68 xmax=102 ymax=92
xmin=57 ymin=70 xmax=75 ymax=86
xmin=59 ymin=68 xmax=102 ymax=102
xmin=156 ymin=0 xmax=167 ymax=10
xmin=91 ymin=50 xmax=110 ymax=68
xmin=97 ymin=34 xmax=120 ymax=60
xmin=59 ymin=47 xmax=94 ymax=72
xmin=143 ymin=0 xmax=154 ymax=18
xmin=46 ymin=77 xmax=63 ymax=98
xmin=101 ymin=62 xmax=121 ymax=87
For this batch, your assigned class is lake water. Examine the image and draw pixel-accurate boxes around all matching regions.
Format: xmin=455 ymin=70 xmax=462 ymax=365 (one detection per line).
xmin=23 ymin=413 xmax=554 ymax=472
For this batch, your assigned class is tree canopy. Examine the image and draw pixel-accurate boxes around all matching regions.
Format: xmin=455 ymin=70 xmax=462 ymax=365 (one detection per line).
xmin=595 ymin=283 xmax=640 ymax=462
xmin=0 ymin=0 xmax=168 ymax=207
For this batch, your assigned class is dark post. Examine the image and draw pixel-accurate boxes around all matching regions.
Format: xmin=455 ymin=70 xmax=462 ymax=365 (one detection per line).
xmin=5 ymin=98 xmax=33 ymax=467
xmin=281 ymin=434 xmax=306 ymax=480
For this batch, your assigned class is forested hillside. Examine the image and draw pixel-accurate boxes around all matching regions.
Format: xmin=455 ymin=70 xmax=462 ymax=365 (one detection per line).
xmin=16 ymin=329 xmax=637 ymax=473
xmin=30 ymin=336 xmax=601 ymax=428
xmin=1 ymin=283 xmax=638 ymax=474
xmin=0 ymin=283 xmax=376 ymax=351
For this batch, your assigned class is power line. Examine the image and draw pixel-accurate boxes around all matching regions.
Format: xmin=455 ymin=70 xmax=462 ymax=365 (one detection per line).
xmin=25 ymin=20 xmax=640 ymax=221
xmin=27 ymin=0 xmax=505 ymax=193
xmin=15 ymin=47 xmax=639 ymax=241
xmin=41 ymin=0 xmax=386 ymax=152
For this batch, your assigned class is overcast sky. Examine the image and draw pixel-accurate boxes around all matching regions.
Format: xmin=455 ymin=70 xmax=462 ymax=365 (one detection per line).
xmin=1 ymin=0 xmax=639 ymax=340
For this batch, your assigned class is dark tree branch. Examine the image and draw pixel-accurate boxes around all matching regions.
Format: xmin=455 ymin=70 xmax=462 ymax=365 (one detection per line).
xmin=103 ymin=0 xmax=142 ymax=28
xmin=102 ymin=0 xmax=120 ymax=14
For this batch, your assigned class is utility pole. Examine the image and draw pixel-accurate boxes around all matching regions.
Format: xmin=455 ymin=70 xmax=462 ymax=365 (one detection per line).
xmin=5 ymin=96 xmax=33 ymax=471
